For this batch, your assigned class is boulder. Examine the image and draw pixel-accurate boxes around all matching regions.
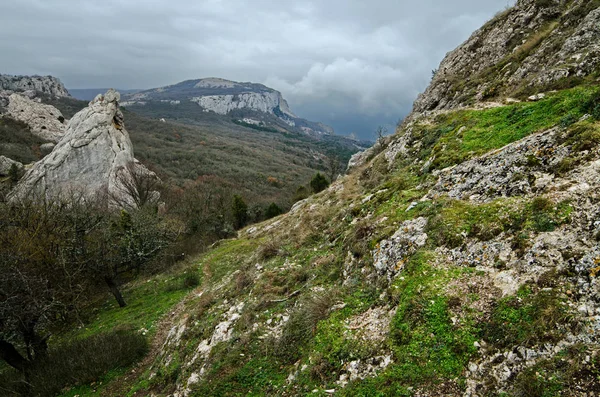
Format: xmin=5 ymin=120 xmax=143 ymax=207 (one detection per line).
xmin=0 ymin=156 xmax=23 ymax=176
xmin=40 ymin=143 xmax=56 ymax=156
xmin=8 ymin=89 xmax=159 ymax=208
xmin=6 ymin=93 xmax=66 ymax=142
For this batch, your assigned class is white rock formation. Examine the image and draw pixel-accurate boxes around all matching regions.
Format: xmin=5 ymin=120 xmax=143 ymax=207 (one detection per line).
xmin=0 ymin=156 xmax=23 ymax=176
xmin=6 ymin=93 xmax=67 ymax=142
xmin=191 ymin=91 xmax=296 ymax=118
xmin=8 ymin=89 xmax=156 ymax=207
xmin=0 ymin=74 xmax=70 ymax=97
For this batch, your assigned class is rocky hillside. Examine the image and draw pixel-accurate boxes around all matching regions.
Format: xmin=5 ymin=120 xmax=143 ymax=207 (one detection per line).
xmin=412 ymin=0 xmax=600 ymax=117
xmin=121 ymin=78 xmax=335 ymax=136
xmin=79 ymin=1 xmax=600 ymax=396
xmin=0 ymin=74 xmax=70 ymax=98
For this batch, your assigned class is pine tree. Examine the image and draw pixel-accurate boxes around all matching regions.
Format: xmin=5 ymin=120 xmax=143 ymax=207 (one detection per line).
xmin=8 ymin=163 xmax=20 ymax=183
xmin=265 ymin=202 xmax=282 ymax=219
xmin=310 ymin=173 xmax=330 ymax=193
xmin=232 ymin=195 xmax=248 ymax=229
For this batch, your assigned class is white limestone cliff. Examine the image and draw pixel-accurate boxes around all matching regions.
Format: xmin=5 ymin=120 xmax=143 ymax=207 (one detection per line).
xmin=191 ymin=91 xmax=296 ymax=118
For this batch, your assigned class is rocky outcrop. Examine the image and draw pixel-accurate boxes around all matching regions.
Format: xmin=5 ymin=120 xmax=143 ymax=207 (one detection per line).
xmin=0 ymin=156 xmax=23 ymax=176
xmin=6 ymin=93 xmax=66 ymax=142
xmin=411 ymin=0 xmax=600 ymax=117
xmin=0 ymin=74 xmax=70 ymax=97
xmin=8 ymin=89 xmax=157 ymax=207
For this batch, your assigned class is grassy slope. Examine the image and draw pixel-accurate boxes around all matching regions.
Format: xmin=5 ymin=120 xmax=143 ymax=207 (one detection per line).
xmin=53 ymin=84 xmax=600 ymax=396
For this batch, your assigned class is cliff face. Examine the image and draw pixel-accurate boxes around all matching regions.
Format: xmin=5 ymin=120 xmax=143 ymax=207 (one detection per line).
xmin=0 ymin=74 xmax=70 ymax=98
xmin=191 ymin=91 xmax=296 ymax=119
xmin=412 ymin=0 xmax=600 ymax=117
xmin=8 ymin=89 xmax=157 ymax=208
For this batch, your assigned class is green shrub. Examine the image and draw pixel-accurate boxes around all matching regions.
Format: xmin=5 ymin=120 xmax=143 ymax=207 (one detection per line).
xmin=232 ymin=194 xmax=248 ymax=229
xmin=293 ymin=185 xmax=310 ymax=202
xmin=265 ymin=202 xmax=283 ymax=219
xmin=310 ymin=172 xmax=330 ymax=193
xmin=182 ymin=272 xmax=201 ymax=289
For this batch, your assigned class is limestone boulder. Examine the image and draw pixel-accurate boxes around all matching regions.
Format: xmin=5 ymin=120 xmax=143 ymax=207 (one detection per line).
xmin=0 ymin=156 xmax=23 ymax=176
xmin=8 ymin=89 xmax=159 ymax=208
xmin=6 ymin=93 xmax=66 ymax=142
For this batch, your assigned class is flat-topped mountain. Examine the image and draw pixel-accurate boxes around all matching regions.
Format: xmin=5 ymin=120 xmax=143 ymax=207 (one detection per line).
xmin=0 ymin=74 xmax=70 ymax=98
xmin=120 ymin=78 xmax=334 ymax=136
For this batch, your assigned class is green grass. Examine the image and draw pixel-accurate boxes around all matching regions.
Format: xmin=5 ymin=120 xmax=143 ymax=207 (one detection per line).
xmin=338 ymin=251 xmax=480 ymax=395
xmin=49 ymin=268 xmax=201 ymax=397
xmin=413 ymin=86 xmax=600 ymax=170
xmin=69 ymin=272 xmax=197 ymax=340
xmin=425 ymin=196 xmax=573 ymax=249
xmin=484 ymin=285 xmax=574 ymax=349
xmin=200 ymin=238 xmax=261 ymax=285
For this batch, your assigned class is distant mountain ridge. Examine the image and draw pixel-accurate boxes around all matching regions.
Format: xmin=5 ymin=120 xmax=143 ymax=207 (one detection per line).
xmin=120 ymin=78 xmax=335 ymax=136
xmin=69 ymin=88 xmax=141 ymax=101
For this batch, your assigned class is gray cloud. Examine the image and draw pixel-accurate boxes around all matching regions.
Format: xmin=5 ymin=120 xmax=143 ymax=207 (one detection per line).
xmin=0 ymin=0 xmax=514 ymax=139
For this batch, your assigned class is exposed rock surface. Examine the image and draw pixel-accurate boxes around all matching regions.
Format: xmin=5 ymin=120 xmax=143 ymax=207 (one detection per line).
xmin=6 ymin=93 xmax=67 ymax=142
xmin=426 ymin=127 xmax=569 ymax=202
xmin=0 ymin=74 xmax=70 ymax=97
xmin=7 ymin=89 xmax=156 ymax=207
xmin=411 ymin=0 xmax=600 ymax=118
xmin=0 ymin=155 xmax=23 ymax=176
xmin=372 ymin=217 xmax=428 ymax=280
xmin=107 ymin=2 xmax=600 ymax=396
xmin=191 ymin=91 xmax=296 ymax=118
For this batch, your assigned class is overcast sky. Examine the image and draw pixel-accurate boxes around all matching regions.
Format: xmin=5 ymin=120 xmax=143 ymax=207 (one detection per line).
xmin=0 ymin=0 xmax=514 ymax=139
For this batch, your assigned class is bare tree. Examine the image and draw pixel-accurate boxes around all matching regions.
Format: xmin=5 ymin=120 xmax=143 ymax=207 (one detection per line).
xmin=0 ymin=198 xmax=92 ymax=370
xmin=111 ymin=161 xmax=161 ymax=209
xmin=375 ymin=125 xmax=388 ymax=145
xmin=326 ymin=155 xmax=344 ymax=183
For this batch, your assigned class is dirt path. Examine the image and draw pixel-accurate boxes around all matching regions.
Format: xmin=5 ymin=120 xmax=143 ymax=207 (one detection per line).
xmin=98 ymin=291 xmax=193 ymax=397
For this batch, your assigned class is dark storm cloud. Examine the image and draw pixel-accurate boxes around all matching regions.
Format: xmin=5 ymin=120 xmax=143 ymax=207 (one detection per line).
xmin=0 ymin=0 xmax=515 ymax=139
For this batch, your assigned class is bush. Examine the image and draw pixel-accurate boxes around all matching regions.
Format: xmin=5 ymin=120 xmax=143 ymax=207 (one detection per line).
xmin=0 ymin=329 xmax=148 ymax=397
xmin=258 ymin=240 xmax=281 ymax=260
xmin=265 ymin=202 xmax=283 ymax=219
xmin=182 ymin=272 xmax=201 ymax=289
xmin=310 ymin=173 xmax=330 ymax=193
xmin=232 ymin=194 xmax=248 ymax=229
xmin=293 ymin=185 xmax=309 ymax=202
